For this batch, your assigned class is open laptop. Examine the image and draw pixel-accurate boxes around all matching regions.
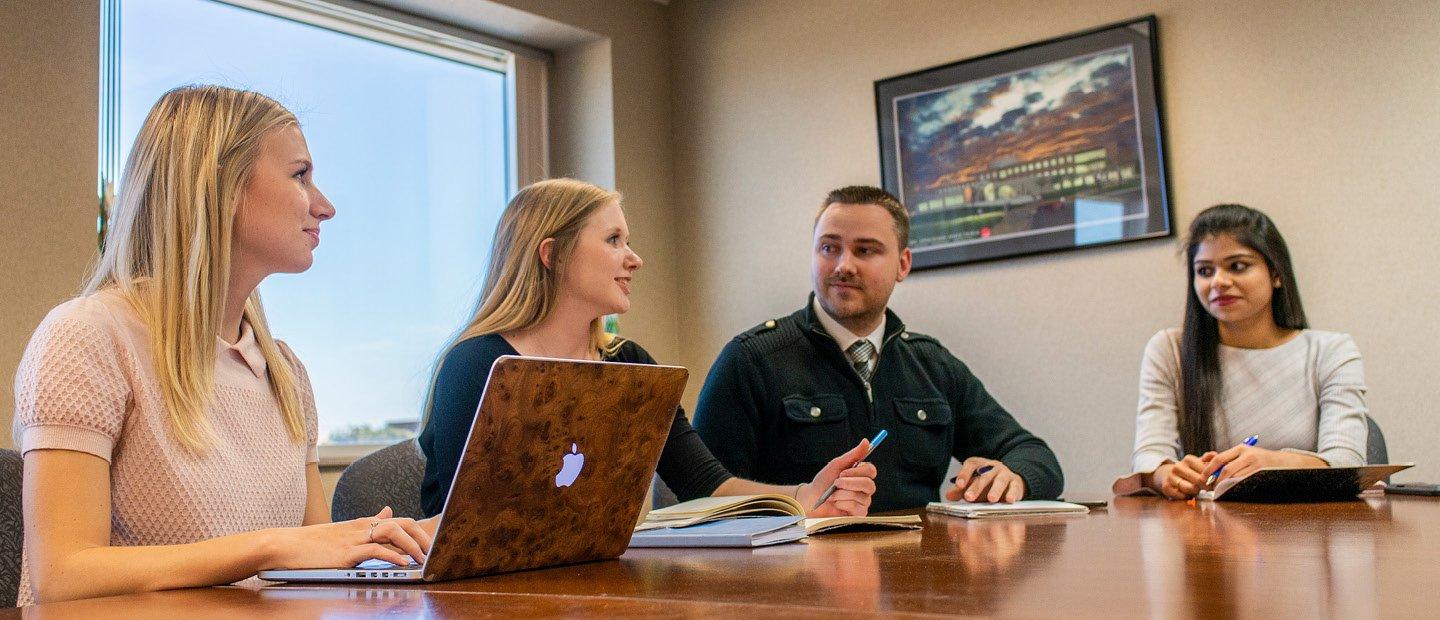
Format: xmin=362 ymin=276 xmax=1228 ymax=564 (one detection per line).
xmin=259 ymin=355 xmax=687 ymax=583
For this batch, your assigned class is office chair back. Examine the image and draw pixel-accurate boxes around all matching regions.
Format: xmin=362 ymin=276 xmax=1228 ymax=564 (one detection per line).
xmin=331 ymin=440 xmax=426 ymax=522
xmin=1 ymin=449 xmax=23 ymax=607
xmin=1367 ymin=416 xmax=1388 ymax=465
xmin=650 ymin=473 xmax=679 ymax=510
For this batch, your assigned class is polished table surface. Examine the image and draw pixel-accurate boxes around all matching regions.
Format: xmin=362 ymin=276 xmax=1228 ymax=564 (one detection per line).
xmin=13 ymin=494 xmax=1440 ymax=618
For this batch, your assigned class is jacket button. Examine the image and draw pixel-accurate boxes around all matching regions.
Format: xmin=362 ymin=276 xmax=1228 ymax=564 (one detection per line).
xmin=916 ymin=409 xmax=928 ymax=421
xmin=901 ymin=332 xmax=910 ymax=339
xmin=765 ymin=320 xmax=777 ymax=328
xmin=809 ymin=406 xmax=822 ymax=418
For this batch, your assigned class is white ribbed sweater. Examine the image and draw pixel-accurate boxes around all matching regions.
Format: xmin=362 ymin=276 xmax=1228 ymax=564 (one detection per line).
xmin=1131 ymin=328 xmax=1369 ymax=474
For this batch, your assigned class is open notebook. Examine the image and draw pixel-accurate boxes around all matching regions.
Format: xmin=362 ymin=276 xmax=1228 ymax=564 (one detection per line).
xmin=637 ymin=494 xmax=806 ymax=530
xmin=803 ymin=515 xmax=922 ymax=534
xmin=636 ymin=494 xmax=923 ymax=533
xmin=927 ymin=500 xmax=1089 ymax=519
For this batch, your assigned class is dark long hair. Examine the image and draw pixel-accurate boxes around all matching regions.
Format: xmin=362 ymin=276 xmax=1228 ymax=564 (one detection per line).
xmin=1178 ymin=204 xmax=1308 ymax=453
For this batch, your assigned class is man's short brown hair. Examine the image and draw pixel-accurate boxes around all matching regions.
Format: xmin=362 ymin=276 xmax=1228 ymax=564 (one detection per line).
xmin=815 ymin=185 xmax=910 ymax=249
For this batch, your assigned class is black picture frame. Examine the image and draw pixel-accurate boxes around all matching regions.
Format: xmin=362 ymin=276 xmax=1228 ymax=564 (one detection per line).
xmin=876 ymin=15 xmax=1173 ymax=269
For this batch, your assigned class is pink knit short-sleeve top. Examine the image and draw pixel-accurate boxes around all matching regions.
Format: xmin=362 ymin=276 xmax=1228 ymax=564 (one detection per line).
xmin=12 ymin=289 xmax=319 ymax=604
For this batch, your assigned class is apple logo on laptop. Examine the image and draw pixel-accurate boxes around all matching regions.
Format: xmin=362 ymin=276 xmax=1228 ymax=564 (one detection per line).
xmin=555 ymin=443 xmax=584 ymax=488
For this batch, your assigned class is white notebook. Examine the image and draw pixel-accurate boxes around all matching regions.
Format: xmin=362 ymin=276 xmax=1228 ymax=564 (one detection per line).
xmin=927 ymin=500 xmax=1089 ymax=518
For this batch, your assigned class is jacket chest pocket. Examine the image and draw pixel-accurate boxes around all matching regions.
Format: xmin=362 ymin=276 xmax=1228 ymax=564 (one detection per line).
xmin=892 ymin=398 xmax=953 ymax=468
xmin=781 ymin=394 xmax=851 ymax=465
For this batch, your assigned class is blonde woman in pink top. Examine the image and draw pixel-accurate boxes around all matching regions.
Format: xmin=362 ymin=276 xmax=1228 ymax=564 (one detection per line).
xmin=14 ymin=86 xmax=432 ymax=604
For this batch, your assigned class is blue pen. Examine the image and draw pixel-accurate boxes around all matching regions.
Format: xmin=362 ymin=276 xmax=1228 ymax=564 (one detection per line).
xmin=1206 ymin=434 xmax=1260 ymax=487
xmin=811 ymin=429 xmax=887 ymax=510
xmin=948 ymin=465 xmax=995 ymax=486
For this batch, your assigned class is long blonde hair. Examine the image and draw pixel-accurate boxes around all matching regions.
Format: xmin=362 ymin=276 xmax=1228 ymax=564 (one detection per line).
xmin=87 ymin=85 xmax=307 ymax=450
xmin=423 ymin=178 xmax=622 ymax=420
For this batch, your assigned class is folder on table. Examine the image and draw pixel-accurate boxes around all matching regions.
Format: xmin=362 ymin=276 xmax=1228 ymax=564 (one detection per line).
xmin=1197 ymin=463 xmax=1413 ymax=502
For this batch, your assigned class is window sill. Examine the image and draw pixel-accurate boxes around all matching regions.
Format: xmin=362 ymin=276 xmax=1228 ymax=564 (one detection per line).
xmin=318 ymin=442 xmax=399 ymax=469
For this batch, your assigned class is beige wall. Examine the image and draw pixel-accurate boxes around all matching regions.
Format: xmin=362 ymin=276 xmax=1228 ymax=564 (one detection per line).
xmin=549 ymin=38 xmax=615 ymax=188
xmin=0 ymin=1 xmax=101 ymax=447
xmin=666 ymin=0 xmax=1440 ymax=493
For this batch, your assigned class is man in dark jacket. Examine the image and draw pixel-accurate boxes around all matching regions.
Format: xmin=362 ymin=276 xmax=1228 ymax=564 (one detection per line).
xmin=693 ymin=186 xmax=1063 ymax=513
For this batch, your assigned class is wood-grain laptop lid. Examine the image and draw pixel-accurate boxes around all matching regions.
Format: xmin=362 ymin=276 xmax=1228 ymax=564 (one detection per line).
xmin=423 ymin=356 xmax=687 ymax=581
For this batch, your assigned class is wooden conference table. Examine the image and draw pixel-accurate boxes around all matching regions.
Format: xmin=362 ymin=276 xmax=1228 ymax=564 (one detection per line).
xmin=12 ymin=494 xmax=1438 ymax=618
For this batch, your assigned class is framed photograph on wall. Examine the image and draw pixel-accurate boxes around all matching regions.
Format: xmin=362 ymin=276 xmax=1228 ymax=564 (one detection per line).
xmin=876 ymin=15 xmax=1173 ymax=269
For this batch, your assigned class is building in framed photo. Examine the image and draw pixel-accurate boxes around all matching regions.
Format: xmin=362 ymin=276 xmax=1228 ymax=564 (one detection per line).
xmin=877 ymin=16 xmax=1173 ymax=268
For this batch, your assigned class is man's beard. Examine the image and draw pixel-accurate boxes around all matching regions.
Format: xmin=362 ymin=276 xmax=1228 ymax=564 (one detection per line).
xmin=819 ymin=281 xmax=878 ymax=320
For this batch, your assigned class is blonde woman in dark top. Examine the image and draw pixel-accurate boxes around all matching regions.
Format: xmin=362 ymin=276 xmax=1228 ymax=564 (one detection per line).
xmin=419 ymin=179 xmax=878 ymax=518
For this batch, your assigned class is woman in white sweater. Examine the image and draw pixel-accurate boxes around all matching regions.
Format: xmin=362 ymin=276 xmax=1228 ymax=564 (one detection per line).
xmin=1131 ymin=204 xmax=1368 ymax=499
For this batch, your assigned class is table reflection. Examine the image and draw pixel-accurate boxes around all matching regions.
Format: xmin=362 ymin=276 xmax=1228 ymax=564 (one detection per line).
xmin=800 ymin=530 xmax=919 ymax=611
xmin=21 ymin=497 xmax=1438 ymax=618
xmin=1117 ymin=495 xmax=1403 ymax=619
xmin=899 ymin=514 xmax=1072 ymax=615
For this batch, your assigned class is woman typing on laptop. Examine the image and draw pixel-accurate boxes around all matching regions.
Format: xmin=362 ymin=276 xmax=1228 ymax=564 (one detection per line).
xmin=14 ymin=87 xmax=432 ymax=604
xmin=419 ymin=179 xmax=878 ymax=519
xmin=1123 ymin=204 xmax=1369 ymax=499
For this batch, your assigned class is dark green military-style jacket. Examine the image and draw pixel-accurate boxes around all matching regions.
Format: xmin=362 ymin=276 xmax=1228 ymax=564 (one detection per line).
xmin=693 ymin=297 xmax=1064 ymax=512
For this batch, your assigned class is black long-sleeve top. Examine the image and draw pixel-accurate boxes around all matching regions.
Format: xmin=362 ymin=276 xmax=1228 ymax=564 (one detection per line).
xmin=417 ymin=333 xmax=733 ymax=517
xmin=692 ymin=299 xmax=1064 ymax=512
